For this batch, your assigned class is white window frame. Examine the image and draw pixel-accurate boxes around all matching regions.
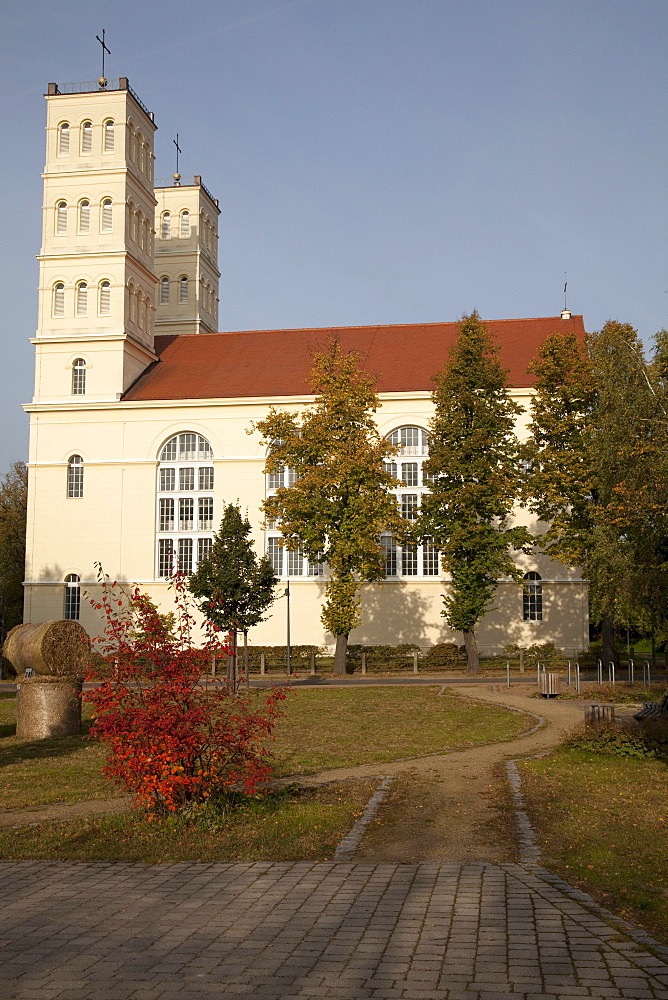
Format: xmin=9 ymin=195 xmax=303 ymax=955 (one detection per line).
xmin=78 ymin=200 xmax=90 ymax=234
xmin=156 ymin=432 xmax=215 ymax=578
xmin=67 ymin=455 xmax=83 ymax=498
xmin=523 ymin=572 xmax=543 ymax=622
xmin=64 ymin=574 xmax=81 ymax=620
xmin=72 ymin=358 xmax=86 ymax=395
xmin=381 ymin=425 xmax=439 ymax=579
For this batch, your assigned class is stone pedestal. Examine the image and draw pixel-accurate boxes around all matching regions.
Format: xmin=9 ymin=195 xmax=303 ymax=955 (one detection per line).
xmin=16 ymin=675 xmax=82 ymax=739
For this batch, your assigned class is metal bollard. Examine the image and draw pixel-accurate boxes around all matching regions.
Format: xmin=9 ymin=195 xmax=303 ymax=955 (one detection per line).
xmin=413 ymin=651 xmax=419 ymax=674
xmin=575 ymin=662 xmax=580 ymax=693
xmin=567 ymin=660 xmax=571 ymax=687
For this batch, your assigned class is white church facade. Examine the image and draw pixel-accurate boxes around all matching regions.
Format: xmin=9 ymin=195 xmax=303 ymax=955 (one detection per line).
xmin=24 ymin=77 xmax=590 ymax=656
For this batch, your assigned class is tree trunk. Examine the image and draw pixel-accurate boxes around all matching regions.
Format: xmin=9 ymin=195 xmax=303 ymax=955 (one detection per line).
xmin=228 ymin=629 xmax=238 ymax=692
xmin=333 ymin=634 xmax=348 ymax=675
xmin=243 ymin=632 xmax=249 ymax=691
xmin=463 ymin=630 xmax=480 ymax=674
xmin=601 ymin=616 xmax=615 ymax=668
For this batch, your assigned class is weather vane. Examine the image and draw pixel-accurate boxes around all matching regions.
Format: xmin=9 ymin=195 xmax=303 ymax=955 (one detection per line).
xmin=96 ymin=29 xmax=110 ymax=88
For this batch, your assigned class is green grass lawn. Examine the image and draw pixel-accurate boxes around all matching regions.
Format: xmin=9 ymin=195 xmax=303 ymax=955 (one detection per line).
xmin=0 ymin=780 xmax=377 ymax=862
xmin=0 ymin=687 xmax=529 ymax=810
xmin=269 ymin=686 xmax=530 ymax=775
xmin=519 ymin=749 xmax=668 ymax=944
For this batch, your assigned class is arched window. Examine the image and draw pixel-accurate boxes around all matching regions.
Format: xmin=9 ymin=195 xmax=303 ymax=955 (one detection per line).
xmin=161 ymin=212 xmax=171 ymax=239
xmin=156 ymin=433 xmax=214 ymax=578
xmin=56 ymin=201 xmax=67 ymax=235
xmin=179 ymin=276 xmax=188 ymax=303
xmin=180 ymin=210 xmax=190 ymax=238
xmin=128 ymin=282 xmax=136 ymax=323
xmin=75 ymin=282 xmax=88 ymax=317
xmin=143 ymin=217 xmax=150 ymax=252
xmin=99 ymin=280 xmax=111 ymax=316
xmin=81 ymin=121 xmax=92 ymax=153
xmin=129 ymin=124 xmax=136 ymax=162
xmin=64 ymin=574 xmax=81 ymax=620
xmin=523 ymin=572 xmax=543 ymax=622
xmin=136 ymin=210 xmax=143 ymax=249
xmin=101 ymin=198 xmax=112 ymax=232
xmin=58 ymin=122 xmax=69 ymax=155
xmin=137 ymin=290 xmax=145 ymax=330
xmin=78 ymin=200 xmax=90 ymax=234
xmin=67 ymin=455 xmax=83 ymax=498
xmin=160 ymin=277 xmax=170 ymax=304
xmin=103 ymin=119 xmax=114 ymax=152
xmin=72 ymin=358 xmax=86 ymax=395
xmin=381 ymin=426 xmax=437 ymax=578
xmin=53 ymin=282 xmax=65 ymax=317
xmin=144 ymin=296 xmax=151 ymax=332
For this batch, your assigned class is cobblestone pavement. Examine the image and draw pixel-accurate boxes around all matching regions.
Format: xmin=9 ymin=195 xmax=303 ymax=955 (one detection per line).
xmin=1 ymin=861 xmax=668 ymax=1000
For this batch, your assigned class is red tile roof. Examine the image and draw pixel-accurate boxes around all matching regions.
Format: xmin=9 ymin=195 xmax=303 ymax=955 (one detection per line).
xmin=123 ymin=315 xmax=586 ymax=401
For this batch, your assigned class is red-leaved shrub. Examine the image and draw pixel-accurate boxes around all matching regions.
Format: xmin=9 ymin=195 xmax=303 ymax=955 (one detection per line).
xmin=85 ymin=567 xmax=288 ymax=813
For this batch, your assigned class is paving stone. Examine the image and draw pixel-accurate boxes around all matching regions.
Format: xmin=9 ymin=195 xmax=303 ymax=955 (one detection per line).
xmin=1 ymin=861 xmax=668 ymax=1000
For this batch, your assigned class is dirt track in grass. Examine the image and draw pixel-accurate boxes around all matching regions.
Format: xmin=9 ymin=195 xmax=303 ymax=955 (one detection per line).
xmin=290 ymin=686 xmax=585 ymax=864
xmin=0 ymin=687 xmax=583 ymax=862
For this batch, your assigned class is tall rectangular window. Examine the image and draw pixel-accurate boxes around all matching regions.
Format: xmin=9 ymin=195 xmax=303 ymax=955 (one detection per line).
xmin=287 ymin=546 xmax=303 ymax=576
xmin=198 ymin=497 xmax=213 ymax=529
xmin=381 ymin=536 xmax=397 ymax=577
xmin=178 ymin=538 xmax=193 ymax=575
xmin=158 ymin=540 xmax=174 ymax=577
xmin=159 ymin=498 xmax=175 ymax=531
xmin=159 ymin=468 xmax=175 ymax=491
xmin=268 ymin=468 xmax=284 ymax=490
xmin=401 ymin=494 xmax=418 ymax=520
xmin=179 ymin=468 xmax=195 ymax=490
xmin=401 ymin=463 xmax=418 ymax=486
xmin=267 ymin=537 xmax=283 ymax=576
xmin=179 ymin=498 xmax=194 ymax=530
xmin=198 ymin=467 xmax=214 ymax=490
xmin=401 ymin=544 xmax=418 ymax=576
xmin=423 ymin=541 xmax=440 ymax=576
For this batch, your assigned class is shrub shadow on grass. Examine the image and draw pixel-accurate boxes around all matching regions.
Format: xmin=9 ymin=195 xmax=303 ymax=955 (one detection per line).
xmin=0 ymin=720 xmax=96 ymax=770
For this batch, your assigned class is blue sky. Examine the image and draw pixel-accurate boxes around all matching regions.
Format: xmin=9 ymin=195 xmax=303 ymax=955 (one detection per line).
xmin=1 ymin=0 xmax=667 ymax=471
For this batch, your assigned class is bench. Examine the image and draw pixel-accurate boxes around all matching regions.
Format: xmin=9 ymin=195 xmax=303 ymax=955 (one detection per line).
xmin=634 ymin=690 xmax=668 ymax=722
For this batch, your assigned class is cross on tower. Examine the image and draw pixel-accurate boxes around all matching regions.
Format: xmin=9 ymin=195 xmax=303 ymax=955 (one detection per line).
xmin=173 ymin=133 xmax=182 ymax=185
xmin=96 ymin=29 xmax=110 ymax=86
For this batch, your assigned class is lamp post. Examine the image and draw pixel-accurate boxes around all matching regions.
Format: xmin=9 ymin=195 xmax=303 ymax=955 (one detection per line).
xmin=285 ymin=581 xmax=291 ymax=675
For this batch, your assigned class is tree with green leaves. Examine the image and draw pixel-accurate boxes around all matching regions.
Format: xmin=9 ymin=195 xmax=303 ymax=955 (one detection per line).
xmin=0 ymin=461 xmax=28 ymax=640
xmin=189 ymin=503 xmax=278 ymax=686
xmin=255 ymin=339 xmax=406 ymax=675
xmin=419 ymin=311 xmax=533 ymax=673
xmin=522 ymin=321 xmax=668 ymax=661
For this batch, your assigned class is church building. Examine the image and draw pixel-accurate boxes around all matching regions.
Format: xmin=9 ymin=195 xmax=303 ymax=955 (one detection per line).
xmin=24 ymin=76 xmax=589 ymax=656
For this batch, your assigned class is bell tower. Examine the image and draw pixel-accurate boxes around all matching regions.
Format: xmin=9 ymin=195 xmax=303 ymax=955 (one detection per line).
xmin=33 ymin=77 xmax=158 ymax=402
